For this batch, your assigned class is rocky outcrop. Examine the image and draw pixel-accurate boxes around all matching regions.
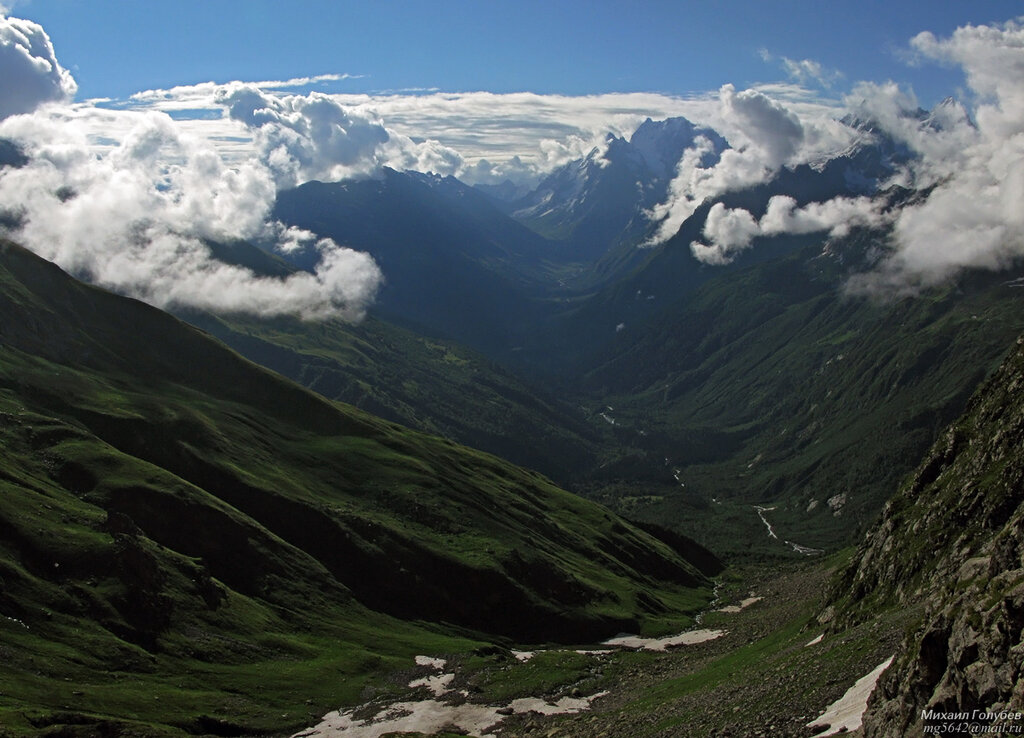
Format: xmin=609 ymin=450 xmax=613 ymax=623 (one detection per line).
xmin=828 ymin=337 xmax=1024 ymax=736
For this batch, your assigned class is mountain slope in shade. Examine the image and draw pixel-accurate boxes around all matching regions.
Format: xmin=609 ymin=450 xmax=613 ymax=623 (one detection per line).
xmin=0 ymin=239 xmax=717 ymax=735
xmin=825 ymin=336 xmax=1024 ymax=736
xmin=272 ymin=168 xmax=569 ymax=359
xmin=182 ymin=309 xmax=604 ymax=483
xmin=557 ymin=227 xmax=1024 ymax=553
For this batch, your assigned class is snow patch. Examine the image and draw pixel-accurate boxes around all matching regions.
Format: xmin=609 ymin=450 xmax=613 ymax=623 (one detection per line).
xmin=293 ymin=654 xmax=608 ymax=737
xmin=716 ymin=596 xmax=762 ymax=613
xmin=807 ymin=656 xmax=894 ymax=737
xmin=787 ymin=541 xmax=825 ymax=556
xmin=602 ymin=628 xmax=725 ymax=651
xmin=408 ymin=673 xmax=455 ymax=697
xmin=414 ymin=656 xmax=446 ymax=670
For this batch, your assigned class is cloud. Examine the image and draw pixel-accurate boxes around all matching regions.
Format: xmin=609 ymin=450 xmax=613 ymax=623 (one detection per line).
xmin=0 ymin=102 xmax=382 ymax=320
xmin=781 ymin=58 xmax=842 ymax=88
xmin=691 ymin=195 xmax=890 ymax=264
xmin=847 ymin=19 xmax=1024 ymax=293
xmin=645 ymin=85 xmax=858 ymax=245
xmin=214 ymin=84 xmax=392 ymax=186
xmin=719 ymin=84 xmax=805 ymax=168
xmin=761 ymin=49 xmax=843 ymax=89
xmin=691 ymin=203 xmax=759 ymax=264
xmin=644 ymin=134 xmax=729 ymax=243
xmin=0 ymin=15 xmax=77 ymax=119
xmin=651 ymin=18 xmax=1024 ymax=293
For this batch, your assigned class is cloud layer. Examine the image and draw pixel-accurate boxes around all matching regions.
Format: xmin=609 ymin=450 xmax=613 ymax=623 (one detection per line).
xmin=124 ymin=84 xmax=735 ymax=187
xmin=0 ymin=23 xmax=382 ymax=321
xmin=851 ymin=20 xmax=1024 ymax=292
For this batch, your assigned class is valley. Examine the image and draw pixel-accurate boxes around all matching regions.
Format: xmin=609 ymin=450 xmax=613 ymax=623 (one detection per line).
xmin=2 ymin=9 xmax=1024 ymax=735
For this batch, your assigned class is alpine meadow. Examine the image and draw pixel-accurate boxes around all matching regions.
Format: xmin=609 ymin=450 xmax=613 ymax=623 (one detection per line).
xmin=1 ymin=3 xmax=1023 ymax=737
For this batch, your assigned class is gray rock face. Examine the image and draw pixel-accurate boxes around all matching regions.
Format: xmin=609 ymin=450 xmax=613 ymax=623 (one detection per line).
xmin=828 ymin=337 xmax=1024 ymax=736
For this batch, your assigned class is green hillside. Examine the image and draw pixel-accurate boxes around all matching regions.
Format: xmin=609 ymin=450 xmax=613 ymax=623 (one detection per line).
xmin=0 ymin=240 xmax=716 ymax=736
xmin=570 ymin=232 xmax=1024 ymax=553
xmin=182 ymin=310 xmax=603 ymax=484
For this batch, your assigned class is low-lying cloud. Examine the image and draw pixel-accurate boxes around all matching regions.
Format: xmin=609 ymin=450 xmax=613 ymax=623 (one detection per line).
xmin=644 ymin=84 xmax=859 ymax=246
xmin=646 ymin=18 xmax=1024 ymax=298
xmin=847 ymin=19 xmax=1024 ymax=294
xmin=0 ymin=22 xmax=382 ymax=321
xmin=691 ymin=195 xmax=890 ymax=265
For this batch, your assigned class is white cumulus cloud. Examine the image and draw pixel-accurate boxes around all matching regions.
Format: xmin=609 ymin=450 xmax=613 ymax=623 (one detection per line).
xmin=848 ymin=19 xmax=1024 ymax=294
xmin=0 ymin=85 xmax=381 ymax=320
xmin=653 ymin=17 xmax=1024 ymax=298
xmin=645 ymin=85 xmax=858 ymax=246
xmin=214 ymin=84 xmax=392 ymax=186
xmin=691 ymin=195 xmax=890 ymax=265
xmin=0 ymin=14 xmax=77 ymax=119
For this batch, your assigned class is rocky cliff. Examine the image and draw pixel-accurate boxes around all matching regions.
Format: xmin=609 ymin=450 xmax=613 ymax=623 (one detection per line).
xmin=828 ymin=336 xmax=1024 ymax=736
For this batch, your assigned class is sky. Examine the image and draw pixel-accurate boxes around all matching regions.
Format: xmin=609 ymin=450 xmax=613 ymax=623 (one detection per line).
xmin=0 ymin=1 xmax=1022 ymax=320
xmin=7 ymin=0 xmax=1021 ymax=105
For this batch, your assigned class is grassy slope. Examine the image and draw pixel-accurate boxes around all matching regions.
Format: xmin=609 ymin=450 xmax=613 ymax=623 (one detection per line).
xmin=460 ymin=558 xmax=914 ymax=738
xmin=181 ymin=310 xmax=604 ymax=484
xmin=0 ymin=240 xmax=715 ymax=736
xmin=573 ymin=232 xmax=1024 ymax=554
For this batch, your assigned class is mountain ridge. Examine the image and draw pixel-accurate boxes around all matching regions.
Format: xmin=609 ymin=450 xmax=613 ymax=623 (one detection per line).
xmin=0 ymin=238 xmax=718 ymax=735
xmin=824 ymin=334 xmax=1024 ymax=736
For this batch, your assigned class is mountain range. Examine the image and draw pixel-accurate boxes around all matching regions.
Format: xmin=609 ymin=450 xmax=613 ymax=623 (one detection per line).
xmin=1 ymin=103 xmax=1022 ymax=737
xmin=265 ymin=113 xmax=1024 ymax=554
xmin=0 ymin=239 xmax=717 ymax=735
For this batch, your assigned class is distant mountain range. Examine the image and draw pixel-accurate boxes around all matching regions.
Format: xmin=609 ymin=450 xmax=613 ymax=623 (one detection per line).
xmin=260 ymin=109 xmax=1024 ymax=555
xmin=2 ymin=101 xmax=1023 ymax=736
xmin=272 ymin=168 xmax=563 ymax=358
xmin=499 ymin=117 xmax=727 ymax=268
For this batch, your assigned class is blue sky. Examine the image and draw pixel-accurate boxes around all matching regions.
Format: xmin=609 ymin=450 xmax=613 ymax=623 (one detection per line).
xmin=10 ymin=0 xmax=1022 ymax=105
xmin=0 ymin=2 xmax=1022 ymax=322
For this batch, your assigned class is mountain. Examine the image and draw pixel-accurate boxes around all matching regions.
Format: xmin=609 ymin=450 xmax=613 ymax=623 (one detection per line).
xmin=473 ymin=178 xmax=532 ymax=203
xmin=533 ymin=221 xmax=1024 ymax=553
xmin=182 ymin=309 xmax=605 ymax=483
xmin=505 ymin=117 xmax=727 ymax=274
xmin=825 ymin=334 xmax=1024 ymax=736
xmin=505 ymin=119 xmax=918 ymax=381
xmin=0 ymin=239 xmax=718 ymax=735
xmin=272 ymin=167 xmax=571 ymax=359
xmin=257 ymin=113 xmax=1024 ymax=558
